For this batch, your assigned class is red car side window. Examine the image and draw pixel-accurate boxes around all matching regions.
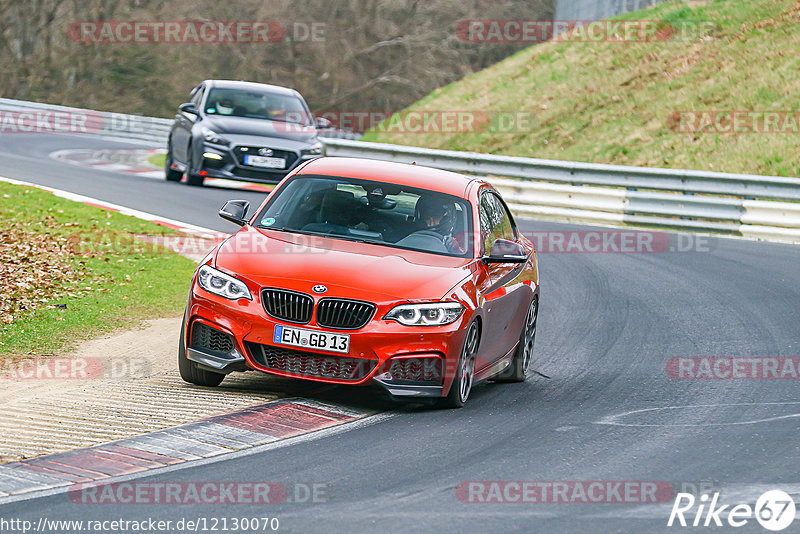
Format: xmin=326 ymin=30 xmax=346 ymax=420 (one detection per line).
xmin=479 ymin=192 xmax=515 ymax=255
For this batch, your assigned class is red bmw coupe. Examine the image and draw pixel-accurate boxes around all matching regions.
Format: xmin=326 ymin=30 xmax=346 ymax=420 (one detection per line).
xmin=179 ymin=157 xmax=539 ymax=407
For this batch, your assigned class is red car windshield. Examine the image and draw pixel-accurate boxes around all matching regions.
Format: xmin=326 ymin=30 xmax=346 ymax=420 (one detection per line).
xmin=256 ymin=176 xmax=474 ymax=258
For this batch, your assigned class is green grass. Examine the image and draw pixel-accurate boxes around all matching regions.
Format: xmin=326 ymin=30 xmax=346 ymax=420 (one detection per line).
xmin=148 ymin=153 xmax=166 ymax=168
xmin=0 ymin=182 xmax=197 ymax=358
xmin=363 ymin=0 xmax=800 ymax=177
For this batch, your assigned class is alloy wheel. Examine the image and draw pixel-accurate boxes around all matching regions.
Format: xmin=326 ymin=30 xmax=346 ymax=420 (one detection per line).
xmin=521 ymin=298 xmax=538 ymax=373
xmin=459 ymin=324 xmax=479 ymax=402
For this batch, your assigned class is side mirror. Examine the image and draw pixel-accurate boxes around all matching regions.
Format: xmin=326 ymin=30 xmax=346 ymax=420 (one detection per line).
xmin=179 ymin=102 xmax=198 ymax=114
xmin=219 ymin=200 xmax=250 ymax=226
xmin=482 ymin=239 xmax=528 ymax=264
xmin=315 ymin=116 xmax=333 ymax=129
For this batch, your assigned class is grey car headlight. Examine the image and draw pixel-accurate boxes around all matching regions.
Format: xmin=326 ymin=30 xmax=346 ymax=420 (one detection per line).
xmin=197 ymin=265 xmax=252 ymax=300
xmin=301 ymin=141 xmax=323 ymax=155
xmin=202 ymin=127 xmax=229 ymax=146
xmin=384 ymin=302 xmax=464 ymax=326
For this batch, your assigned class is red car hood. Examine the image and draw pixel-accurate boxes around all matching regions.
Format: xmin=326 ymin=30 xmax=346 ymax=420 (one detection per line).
xmin=212 ymin=226 xmax=473 ymax=302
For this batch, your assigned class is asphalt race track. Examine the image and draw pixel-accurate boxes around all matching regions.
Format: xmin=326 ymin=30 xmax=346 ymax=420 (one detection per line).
xmin=1 ymin=133 xmax=799 ymax=533
xmin=0 ymin=133 xmax=259 ymax=234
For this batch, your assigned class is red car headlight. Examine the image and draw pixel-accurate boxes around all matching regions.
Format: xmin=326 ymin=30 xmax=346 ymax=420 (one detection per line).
xmin=384 ymin=302 xmax=463 ymax=326
xmin=197 ymin=265 xmax=252 ymax=300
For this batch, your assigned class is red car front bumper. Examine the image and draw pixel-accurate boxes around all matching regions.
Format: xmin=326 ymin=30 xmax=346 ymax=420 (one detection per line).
xmin=183 ymin=283 xmax=472 ymax=399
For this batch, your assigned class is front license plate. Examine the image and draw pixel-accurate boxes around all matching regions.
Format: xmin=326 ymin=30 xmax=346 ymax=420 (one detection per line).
xmin=273 ymin=325 xmax=350 ymax=354
xmin=244 ymin=154 xmax=286 ymax=169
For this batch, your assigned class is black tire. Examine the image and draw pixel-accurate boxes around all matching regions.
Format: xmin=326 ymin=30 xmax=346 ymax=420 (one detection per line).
xmin=186 ymin=173 xmax=205 ymax=186
xmin=178 ymin=321 xmax=225 ymax=387
xmin=494 ymin=296 xmax=538 ymax=383
xmin=437 ymin=321 xmax=479 ymax=409
xmin=185 ymin=141 xmax=205 ymax=186
xmin=164 ymin=144 xmax=183 ymax=182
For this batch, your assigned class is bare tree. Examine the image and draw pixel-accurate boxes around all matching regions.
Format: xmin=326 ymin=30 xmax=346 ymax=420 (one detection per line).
xmin=0 ymin=0 xmax=554 ymax=118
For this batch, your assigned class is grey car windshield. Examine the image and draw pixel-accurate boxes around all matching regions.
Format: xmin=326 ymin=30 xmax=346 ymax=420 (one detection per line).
xmin=256 ymin=176 xmax=474 ymax=258
xmin=205 ymin=88 xmax=311 ymax=124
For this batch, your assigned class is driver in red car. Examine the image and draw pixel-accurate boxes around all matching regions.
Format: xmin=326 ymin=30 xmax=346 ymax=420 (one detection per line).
xmin=417 ymin=196 xmax=467 ymax=254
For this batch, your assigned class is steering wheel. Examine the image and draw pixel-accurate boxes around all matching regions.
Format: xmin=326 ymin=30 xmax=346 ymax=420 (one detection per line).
xmin=410 ymin=229 xmax=446 ymax=241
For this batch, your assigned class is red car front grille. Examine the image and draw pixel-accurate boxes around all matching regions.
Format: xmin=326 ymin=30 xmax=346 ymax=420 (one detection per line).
xmin=316 ymin=298 xmax=375 ymax=329
xmin=247 ymin=342 xmax=376 ymax=382
xmin=261 ymin=288 xmax=314 ymax=324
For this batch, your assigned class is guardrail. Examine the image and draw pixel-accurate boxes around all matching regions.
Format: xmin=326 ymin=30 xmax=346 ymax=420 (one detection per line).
xmin=2 ymin=98 xmax=798 ymax=243
xmin=0 ymin=97 xmax=172 ymax=145
xmin=323 ymin=138 xmax=800 ymax=243
xmin=0 ymin=97 xmax=358 ymax=146
xmin=555 ymin=0 xmax=678 ymax=22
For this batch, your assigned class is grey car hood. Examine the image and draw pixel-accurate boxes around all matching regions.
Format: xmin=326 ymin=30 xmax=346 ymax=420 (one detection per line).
xmin=201 ymin=115 xmax=318 ymax=146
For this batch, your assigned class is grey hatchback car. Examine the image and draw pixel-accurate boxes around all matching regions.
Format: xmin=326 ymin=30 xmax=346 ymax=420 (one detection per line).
xmin=165 ymin=79 xmax=329 ymax=186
